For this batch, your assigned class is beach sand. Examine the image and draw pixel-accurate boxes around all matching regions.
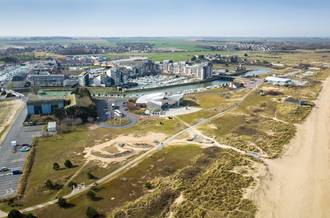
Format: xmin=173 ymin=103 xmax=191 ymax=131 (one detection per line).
xmin=255 ymin=76 xmax=330 ymax=218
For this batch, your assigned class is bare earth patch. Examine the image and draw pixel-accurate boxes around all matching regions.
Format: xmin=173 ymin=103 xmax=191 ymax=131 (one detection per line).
xmin=83 ymin=132 xmax=167 ymax=167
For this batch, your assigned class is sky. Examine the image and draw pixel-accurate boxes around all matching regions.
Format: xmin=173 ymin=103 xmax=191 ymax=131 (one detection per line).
xmin=0 ymin=0 xmax=329 ymax=37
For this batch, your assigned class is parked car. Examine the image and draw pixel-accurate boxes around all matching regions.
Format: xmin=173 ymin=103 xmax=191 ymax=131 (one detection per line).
xmin=0 ymin=167 xmax=9 ymax=173
xmin=19 ymin=146 xmax=31 ymax=152
xmin=12 ymin=170 xmax=22 ymax=175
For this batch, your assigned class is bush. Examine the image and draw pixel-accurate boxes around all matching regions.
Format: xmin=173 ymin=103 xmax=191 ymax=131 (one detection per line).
xmin=45 ymin=179 xmax=62 ymax=190
xmin=86 ymin=206 xmax=99 ymax=218
xmin=45 ymin=179 xmax=54 ymax=189
xmin=8 ymin=209 xmax=23 ymax=218
xmin=53 ymin=162 xmax=60 ymax=170
xmin=144 ymin=182 xmax=153 ymax=190
xmin=64 ymin=160 xmax=73 ymax=168
xmin=68 ymin=181 xmax=77 ymax=189
xmin=87 ymin=172 xmax=98 ymax=180
xmin=87 ymin=190 xmax=96 ymax=201
xmin=57 ymin=197 xmax=68 ymax=208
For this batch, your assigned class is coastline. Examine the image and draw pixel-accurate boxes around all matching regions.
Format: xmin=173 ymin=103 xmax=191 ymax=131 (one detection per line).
xmin=253 ymin=75 xmax=330 ymax=218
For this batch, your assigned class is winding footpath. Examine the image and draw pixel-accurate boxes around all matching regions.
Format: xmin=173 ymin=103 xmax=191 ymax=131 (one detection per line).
xmin=255 ymin=76 xmax=330 ymax=218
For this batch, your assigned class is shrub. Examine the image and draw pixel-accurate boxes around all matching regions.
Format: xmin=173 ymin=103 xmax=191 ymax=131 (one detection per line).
xmin=45 ymin=179 xmax=54 ymax=189
xmin=53 ymin=162 xmax=60 ymax=170
xmin=57 ymin=197 xmax=68 ymax=208
xmin=8 ymin=209 xmax=23 ymax=218
xmin=87 ymin=172 xmax=98 ymax=180
xmin=86 ymin=207 xmax=99 ymax=218
xmin=64 ymin=160 xmax=73 ymax=168
xmin=144 ymin=182 xmax=153 ymax=190
xmin=45 ymin=179 xmax=62 ymax=190
xmin=68 ymin=181 xmax=77 ymax=189
xmin=87 ymin=190 xmax=96 ymax=201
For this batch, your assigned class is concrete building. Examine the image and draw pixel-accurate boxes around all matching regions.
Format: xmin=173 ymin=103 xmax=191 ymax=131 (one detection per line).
xmin=27 ymin=97 xmax=66 ymax=115
xmin=140 ymin=60 xmax=160 ymax=76
xmin=10 ymin=75 xmax=28 ymax=88
xmin=158 ymin=61 xmax=213 ymax=80
xmin=78 ymin=72 xmax=90 ymax=87
xmin=28 ymin=74 xmax=65 ymax=87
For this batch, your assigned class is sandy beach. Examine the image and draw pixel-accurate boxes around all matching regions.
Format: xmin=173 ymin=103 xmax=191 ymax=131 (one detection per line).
xmin=255 ymin=76 xmax=330 ymax=218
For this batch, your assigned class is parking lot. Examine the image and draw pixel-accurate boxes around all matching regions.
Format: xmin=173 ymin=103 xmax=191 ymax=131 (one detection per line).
xmin=0 ymin=107 xmax=43 ymax=199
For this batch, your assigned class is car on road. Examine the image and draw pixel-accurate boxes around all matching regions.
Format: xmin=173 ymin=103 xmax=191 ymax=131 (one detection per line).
xmin=0 ymin=167 xmax=10 ymax=173
xmin=12 ymin=170 xmax=22 ymax=175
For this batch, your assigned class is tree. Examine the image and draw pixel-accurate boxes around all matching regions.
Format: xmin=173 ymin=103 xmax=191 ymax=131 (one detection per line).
xmin=244 ymin=53 xmax=249 ymax=57
xmin=87 ymin=190 xmax=96 ymax=201
xmin=54 ymin=108 xmax=66 ymax=120
xmin=53 ymin=162 xmax=60 ymax=170
xmin=68 ymin=181 xmax=77 ymax=189
xmin=7 ymin=209 xmax=23 ymax=218
xmin=86 ymin=207 xmax=99 ymax=218
xmin=57 ymin=197 xmax=68 ymax=208
xmin=64 ymin=160 xmax=73 ymax=168
xmin=45 ymin=179 xmax=54 ymax=190
xmin=144 ymin=182 xmax=153 ymax=190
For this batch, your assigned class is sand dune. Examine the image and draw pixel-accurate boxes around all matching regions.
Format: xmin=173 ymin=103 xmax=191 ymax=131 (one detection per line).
xmin=255 ymin=76 xmax=330 ymax=218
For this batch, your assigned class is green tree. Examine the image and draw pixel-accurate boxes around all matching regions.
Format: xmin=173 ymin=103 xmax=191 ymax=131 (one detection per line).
xmin=53 ymin=162 xmax=60 ymax=170
xmin=87 ymin=190 xmax=96 ymax=201
xmin=144 ymin=181 xmax=153 ymax=190
xmin=68 ymin=181 xmax=77 ymax=189
xmin=64 ymin=160 xmax=73 ymax=168
xmin=57 ymin=197 xmax=67 ymax=208
xmin=7 ymin=209 xmax=23 ymax=218
xmin=45 ymin=179 xmax=54 ymax=190
xmin=86 ymin=206 xmax=99 ymax=218
xmin=87 ymin=172 xmax=97 ymax=180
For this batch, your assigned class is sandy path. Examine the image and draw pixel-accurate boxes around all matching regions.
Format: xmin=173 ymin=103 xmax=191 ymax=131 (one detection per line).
xmin=255 ymin=76 xmax=330 ymax=218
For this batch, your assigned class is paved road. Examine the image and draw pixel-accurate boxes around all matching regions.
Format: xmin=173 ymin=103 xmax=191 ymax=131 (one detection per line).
xmin=0 ymin=105 xmax=43 ymax=199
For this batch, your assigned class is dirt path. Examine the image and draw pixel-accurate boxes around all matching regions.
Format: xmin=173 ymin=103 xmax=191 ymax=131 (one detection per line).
xmin=255 ymin=76 xmax=330 ymax=218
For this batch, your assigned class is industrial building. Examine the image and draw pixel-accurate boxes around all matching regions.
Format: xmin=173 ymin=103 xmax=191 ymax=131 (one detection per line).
xmin=136 ymin=92 xmax=183 ymax=115
xmin=27 ymin=96 xmax=67 ymax=115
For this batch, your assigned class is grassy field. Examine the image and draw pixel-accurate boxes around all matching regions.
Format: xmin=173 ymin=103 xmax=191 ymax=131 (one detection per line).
xmin=178 ymin=88 xmax=246 ymax=125
xmin=106 ymin=50 xmax=244 ymax=62
xmin=34 ymin=145 xmax=203 ymax=218
xmin=108 ymin=148 xmax=257 ymax=218
xmin=0 ymin=117 xmax=186 ymax=210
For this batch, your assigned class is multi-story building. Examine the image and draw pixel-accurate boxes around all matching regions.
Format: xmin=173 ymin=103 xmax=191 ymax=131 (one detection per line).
xmin=28 ymin=74 xmax=65 ymax=87
xmin=140 ymin=60 xmax=160 ymax=76
xmin=78 ymin=72 xmax=90 ymax=87
xmin=158 ymin=61 xmax=213 ymax=80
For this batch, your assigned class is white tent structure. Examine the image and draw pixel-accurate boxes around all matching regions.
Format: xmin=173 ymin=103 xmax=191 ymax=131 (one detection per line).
xmin=136 ymin=92 xmax=184 ymax=114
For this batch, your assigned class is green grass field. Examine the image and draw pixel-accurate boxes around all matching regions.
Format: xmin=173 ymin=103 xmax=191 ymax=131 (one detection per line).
xmin=34 ymin=145 xmax=203 ymax=218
